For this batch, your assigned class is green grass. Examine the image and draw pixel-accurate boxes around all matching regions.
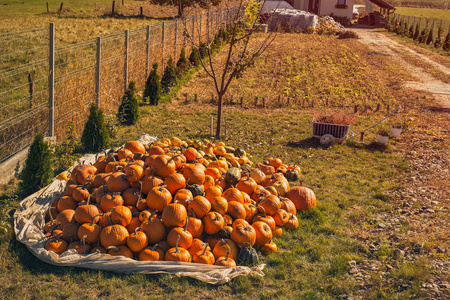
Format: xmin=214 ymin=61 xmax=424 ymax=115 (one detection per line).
xmin=0 ymin=27 xmax=439 ymax=299
xmin=0 ymin=102 xmax=415 ymax=298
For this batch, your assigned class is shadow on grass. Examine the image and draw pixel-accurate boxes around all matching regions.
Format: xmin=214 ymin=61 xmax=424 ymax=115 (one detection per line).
xmin=286 ymin=137 xmax=324 ymax=149
xmin=365 ymin=142 xmax=389 ymax=152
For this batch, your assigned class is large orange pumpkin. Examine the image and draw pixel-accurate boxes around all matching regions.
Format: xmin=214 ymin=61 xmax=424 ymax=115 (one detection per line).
xmin=285 ymin=186 xmax=316 ymax=211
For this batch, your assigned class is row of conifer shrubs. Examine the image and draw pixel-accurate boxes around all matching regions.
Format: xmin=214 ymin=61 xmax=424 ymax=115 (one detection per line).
xmin=385 ymin=15 xmax=450 ymax=50
xmin=19 ymin=25 xmax=233 ymax=197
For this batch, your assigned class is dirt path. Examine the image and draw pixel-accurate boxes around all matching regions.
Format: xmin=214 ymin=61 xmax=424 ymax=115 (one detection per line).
xmin=352 ymin=27 xmax=450 ymax=108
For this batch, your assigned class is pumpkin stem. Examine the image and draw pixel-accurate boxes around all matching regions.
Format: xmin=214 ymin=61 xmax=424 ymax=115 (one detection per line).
xmin=242 ymin=242 xmax=252 ymax=248
xmin=48 ymin=206 xmax=55 ymax=223
xmin=149 ymin=210 xmax=159 ymax=221
xmin=183 ymin=216 xmax=189 ymax=231
xmin=82 ymin=235 xmax=87 ymax=252
xmin=201 ymin=243 xmax=208 ymax=256
xmin=50 ymin=223 xmax=61 ymax=236
xmin=134 ymin=226 xmax=142 ymax=235
xmin=90 ymin=213 xmax=103 ymax=226
xmin=151 ymin=244 xmax=161 ymax=251
xmin=86 ymin=194 xmax=91 ymax=206
xmin=138 ymin=182 xmax=143 ymax=200
xmin=174 ymin=234 xmax=181 ymax=253
xmin=107 ymin=245 xmax=119 ymax=253
xmin=225 ymin=251 xmax=230 ymax=260
xmin=257 ymin=204 xmax=267 ymax=217
xmin=189 ymin=208 xmax=197 ymax=219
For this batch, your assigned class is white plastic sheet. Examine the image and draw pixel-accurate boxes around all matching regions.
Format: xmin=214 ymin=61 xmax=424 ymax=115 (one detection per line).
xmin=14 ymin=134 xmax=265 ymax=285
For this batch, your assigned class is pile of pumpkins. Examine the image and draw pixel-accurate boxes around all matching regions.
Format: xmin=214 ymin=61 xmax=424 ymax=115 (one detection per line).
xmin=44 ymin=138 xmax=316 ymax=267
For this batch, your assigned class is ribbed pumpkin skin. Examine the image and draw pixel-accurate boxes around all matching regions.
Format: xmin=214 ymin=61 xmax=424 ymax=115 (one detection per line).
xmin=237 ymin=245 xmax=259 ymax=266
xmin=285 ymin=187 xmax=316 ymax=211
xmin=162 ymin=203 xmax=187 ymax=228
xmin=106 ymin=172 xmax=131 ymax=193
xmin=146 ymin=186 xmax=172 ymax=211
xmin=100 ymin=224 xmax=129 ymax=248
xmin=74 ymin=205 xmax=99 ymax=224
xmin=225 ymin=167 xmax=241 ymax=184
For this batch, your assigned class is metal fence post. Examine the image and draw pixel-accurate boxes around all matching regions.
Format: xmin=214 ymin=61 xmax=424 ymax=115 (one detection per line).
xmin=49 ymin=23 xmax=55 ymax=137
xmin=146 ymin=25 xmax=150 ymax=78
xmin=124 ymin=29 xmax=129 ymax=91
xmin=162 ymin=22 xmax=165 ymax=69
xmin=199 ymin=14 xmax=202 ymax=44
xmin=96 ymin=36 xmax=101 ymax=107
xmin=192 ymin=16 xmax=195 ymax=44
xmin=207 ymin=11 xmax=210 ymax=43
xmin=174 ymin=19 xmax=178 ymax=60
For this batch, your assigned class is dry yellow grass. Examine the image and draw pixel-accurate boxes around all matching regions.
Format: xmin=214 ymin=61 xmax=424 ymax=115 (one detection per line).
xmin=177 ymin=33 xmax=412 ymax=108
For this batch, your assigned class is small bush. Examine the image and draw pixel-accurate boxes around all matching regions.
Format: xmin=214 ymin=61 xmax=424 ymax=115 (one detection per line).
xmin=54 ymin=123 xmax=80 ymax=174
xmin=338 ymin=30 xmax=359 ymax=39
xmin=418 ymin=28 xmax=428 ymax=43
xmin=19 ymin=133 xmax=53 ymax=196
xmin=443 ymin=32 xmax=450 ymax=51
xmin=188 ymin=46 xmax=201 ymax=67
xmin=176 ymin=47 xmax=188 ymax=72
xmin=104 ymin=113 xmax=119 ymax=138
xmin=426 ymin=27 xmax=434 ymax=45
xmin=434 ymin=25 xmax=443 ymax=48
xmin=198 ymin=42 xmax=209 ymax=59
xmin=408 ymin=25 xmax=414 ymax=38
xmin=143 ymin=63 xmax=161 ymax=105
xmin=81 ymin=103 xmax=110 ymax=153
xmin=117 ymin=81 xmax=139 ymax=125
xmin=160 ymin=56 xmax=178 ymax=94
xmin=413 ymin=23 xmax=420 ymax=40
xmin=305 ymin=26 xmax=315 ymax=34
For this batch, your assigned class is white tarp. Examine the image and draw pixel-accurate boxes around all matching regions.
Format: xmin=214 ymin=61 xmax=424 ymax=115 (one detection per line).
xmin=14 ymin=134 xmax=265 ymax=285
xmin=268 ymin=8 xmax=319 ymax=31
xmin=260 ymin=1 xmax=294 ymax=14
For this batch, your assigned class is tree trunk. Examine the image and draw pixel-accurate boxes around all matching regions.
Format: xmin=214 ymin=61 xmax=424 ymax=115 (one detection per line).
xmin=216 ymin=93 xmax=223 ymax=138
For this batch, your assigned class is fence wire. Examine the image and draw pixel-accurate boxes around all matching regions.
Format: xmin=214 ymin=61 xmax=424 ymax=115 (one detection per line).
xmin=0 ymin=8 xmax=238 ymax=162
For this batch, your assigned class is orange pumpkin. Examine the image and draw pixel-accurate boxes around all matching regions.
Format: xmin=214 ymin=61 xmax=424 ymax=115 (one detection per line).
xmin=146 ymin=186 xmax=172 ymax=211
xmin=285 ymin=186 xmax=316 ymax=211
xmin=230 ymin=223 xmax=256 ymax=247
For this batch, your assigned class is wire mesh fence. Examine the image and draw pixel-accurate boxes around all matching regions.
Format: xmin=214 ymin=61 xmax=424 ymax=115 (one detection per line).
xmin=0 ymin=8 xmax=239 ymax=162
xmin=0 ymin=26 xmax=49 ymax=162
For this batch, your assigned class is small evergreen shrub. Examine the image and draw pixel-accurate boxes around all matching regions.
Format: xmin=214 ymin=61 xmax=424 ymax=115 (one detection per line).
xmin=19 ymin=133 xmax=53 ymax=196
xmin=143 ymin=63 xmax=162 ymax=105
xmin=408 ymin=25 xmax=414 ymax=38
xmin=81 ymin=103 xmax=110 ymax=153
xmin=188 ymin=46 xmax=201 ymax=67
xmin=413 ymin=23 xmax=420 ymax=40
xmin=419 ymin=28 xmax=428 ymax=43
xmin=443 ymin=32 xmax=450 ymax=51
xmin=160 ymin=56 xmax=178 ymax=94
xmin=176 ymin=47 xmax=188 ymax=72
xmin=198 ymin=42 xmax=209 ymax=59
xmin=426 ymin=27 xmax=434 ymax=45
xmin=402 ymin=22 xmax=408 ymax=37
xmin=434 ymin=25 xmax=443 ymax=48
xmin=118 ymin=81 xmax=139 ymax=125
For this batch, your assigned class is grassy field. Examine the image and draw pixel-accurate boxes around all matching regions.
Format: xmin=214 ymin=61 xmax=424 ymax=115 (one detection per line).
xmin=395 ymin=7 xmax=450 ymax=21
xmin=0 ymin=104 xmax=413 ymax=299
xmin=2 ymin=29 xmax=448 ymax=298
xmin=178 ymin=34 xmax=411 ymax=109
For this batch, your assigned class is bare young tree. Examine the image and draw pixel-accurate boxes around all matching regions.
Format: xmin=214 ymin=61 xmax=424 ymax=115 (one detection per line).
xmin=182 ymin=0 xmax=276 ymax=137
